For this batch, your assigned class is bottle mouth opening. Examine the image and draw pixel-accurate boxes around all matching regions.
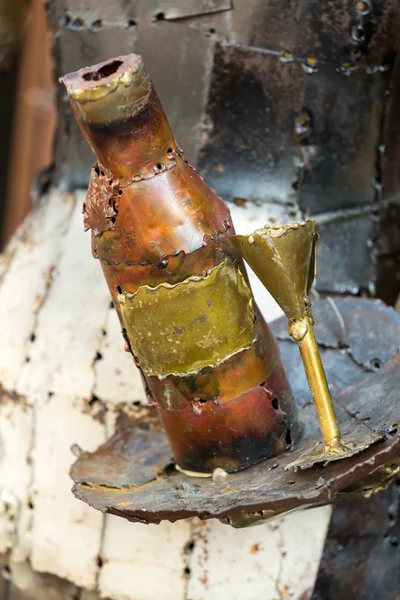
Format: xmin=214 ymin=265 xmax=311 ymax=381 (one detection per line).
xmin=60 ymin=54 xmax=142 ymax=97
xmin=82 ymin=59 xmax=123 ymax=82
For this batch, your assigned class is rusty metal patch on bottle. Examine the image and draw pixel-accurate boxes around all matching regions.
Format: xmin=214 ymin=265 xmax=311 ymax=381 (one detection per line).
xmin=118 ymin=260 xmax=255 ymax=377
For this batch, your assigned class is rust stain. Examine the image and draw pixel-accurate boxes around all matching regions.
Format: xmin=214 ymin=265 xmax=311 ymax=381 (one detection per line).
xmin=0 ymin=386 xmax=30 ymax=410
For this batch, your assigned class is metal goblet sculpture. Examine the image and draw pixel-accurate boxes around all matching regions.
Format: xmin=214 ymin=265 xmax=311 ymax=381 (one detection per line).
xmin=232 ymin=220 xmax=380 ymax=470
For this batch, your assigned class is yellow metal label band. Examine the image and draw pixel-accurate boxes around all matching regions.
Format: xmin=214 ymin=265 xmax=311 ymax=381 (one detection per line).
xmin=118 ymin=260 xmax=255 ymax=377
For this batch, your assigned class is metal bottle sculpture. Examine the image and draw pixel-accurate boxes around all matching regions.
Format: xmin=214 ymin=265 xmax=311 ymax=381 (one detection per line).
xmin=60 ymin=54 xmax=300 ymax=475
xmin=232 ymin=221 xmax=380 ymax=470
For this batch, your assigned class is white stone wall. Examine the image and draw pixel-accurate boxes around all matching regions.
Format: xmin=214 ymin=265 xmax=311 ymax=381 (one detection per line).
xmin=0 ymin=191 xmax=331 ymax=599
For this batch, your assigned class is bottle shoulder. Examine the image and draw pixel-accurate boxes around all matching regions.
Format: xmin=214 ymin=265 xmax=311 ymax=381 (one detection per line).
xmin=86 ymin=158 xmax=232 ymax=264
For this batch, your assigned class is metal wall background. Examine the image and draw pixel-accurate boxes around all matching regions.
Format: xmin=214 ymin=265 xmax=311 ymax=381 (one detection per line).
xmin=46 ymin=0 xmax=400 ymax=300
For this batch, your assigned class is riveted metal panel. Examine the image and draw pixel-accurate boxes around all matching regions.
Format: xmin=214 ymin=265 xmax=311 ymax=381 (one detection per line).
xmin=298 ymin=66 xmax=387 ymax=215
xmin=145 ymin=0 xmax=232 ymax=20
xmin=381 ymin=53 xmax=400 ymax=202
xmin=53 ymin=24 xmax=138 ymax=187
xmin=50 ymin=0 xmax=232 ymax=25
xmin=177 ymin=0 xmax=393 ymax=62
xmin=315 ymin=212 xmax=377 ymax=294
xmin=136 ymin=21 xmax=214 ymax=164
xmin=198 ymin=44 xmax=304 ymax=205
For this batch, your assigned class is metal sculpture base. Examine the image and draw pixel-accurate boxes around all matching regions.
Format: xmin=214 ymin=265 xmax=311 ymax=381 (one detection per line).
xmin=70 ymin=298 xmax=400 ymax=527
xmin=285 ymin=431 xmax=382 ymax=472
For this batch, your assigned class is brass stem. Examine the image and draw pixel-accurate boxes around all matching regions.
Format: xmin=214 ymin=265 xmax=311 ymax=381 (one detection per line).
xmin=294 ymin=315 xmax=341 ymax=449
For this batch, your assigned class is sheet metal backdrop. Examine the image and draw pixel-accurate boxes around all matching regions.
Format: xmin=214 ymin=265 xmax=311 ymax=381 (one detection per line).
xmin=48 ymin=0 xmax=400 ymax=304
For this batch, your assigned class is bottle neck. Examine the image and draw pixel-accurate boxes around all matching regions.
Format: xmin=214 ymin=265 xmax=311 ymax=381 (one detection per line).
xmin=61 ymin=54 xmax=177 ymax=185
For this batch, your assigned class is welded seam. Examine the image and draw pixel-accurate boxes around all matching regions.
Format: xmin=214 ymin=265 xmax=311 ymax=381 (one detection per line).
xmin=95 ymin=226 xmax=231 ymax=267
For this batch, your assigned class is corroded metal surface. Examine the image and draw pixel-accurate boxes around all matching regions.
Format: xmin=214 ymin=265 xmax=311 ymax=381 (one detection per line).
xmin=298 ymin=64 xmax=387 ymax=215
xmin=376 ymin=201 xmax=400 ymax=305
xmin=62 ymin=54 xmax=300 ymax=474
xmin=181 ymin=0 xmax=390 ymax=62
xmin=71 ymin=365 xmax=400 ymax=524
xmin=71 ymin=298 xmax=400 ymax=525
xmin=53 ymin=0 xmax=232 ymax=23
xmin=315 ymin=211 xmax=377 ymax=294
xmin=198 ymin=43 xmax=304 ymax=205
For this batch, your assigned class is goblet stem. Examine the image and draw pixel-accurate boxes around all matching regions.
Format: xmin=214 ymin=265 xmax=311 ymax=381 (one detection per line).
xmin=290 ymin=315 xmax=341 ymax=451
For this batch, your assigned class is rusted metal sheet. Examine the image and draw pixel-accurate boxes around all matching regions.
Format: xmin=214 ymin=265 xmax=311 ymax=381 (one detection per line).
xmin=377 ymin=46 xmax=400 ymax=305
xmin=381 ymin=53 xmax=400 ymax=202
xmin=53 ymin=0 xmax=231 ymax=24
xmin=71 ymin=298 xmax=400 ymax=525
xmin=135 ymin=21 xmax=214 ymax=165
xmin=248 ymin=0 xmax=352 ymax=61
xmin=71 ymin=411 xmax=171 ymax=489
xmin=198 ymin=44 xmax=304 ymax=205
xmin=49 ymin=0 xmax=132 ymax=26
xmin=376 ymin=251 xmax=400 ymax=306
xmin=312 ymin=479 xmax=400 ymax=600
xmin=375 ymin=201 xmax=400 ymax=305
xmin=198 ymin=45 xmax=387 ymax=215
xmin=143 ymin=0 xmax=232 ymax=20
xmin=298 ymin=66 xmax=387 ymax=215
xmin=376 ymin=202 xmax=400 ymax=258
xmin=314 ymin=212 xmax=377 ymax=294
xmin=179 ymin=0 xmax=393 ymax=61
